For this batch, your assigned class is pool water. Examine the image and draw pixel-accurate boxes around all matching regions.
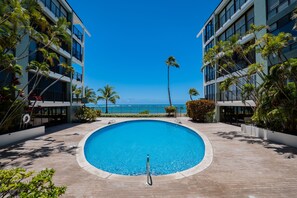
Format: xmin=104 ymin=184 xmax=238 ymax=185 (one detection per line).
xmin=84 ymin=120 xmax=205 ymax=176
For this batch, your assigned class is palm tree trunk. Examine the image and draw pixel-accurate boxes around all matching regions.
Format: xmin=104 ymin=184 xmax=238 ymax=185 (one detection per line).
xmin=190 ymin=95 xmax=193 ymax=101
xmin=105 ymin=99 xmax=108 ymax=113
xmin=168 ymin=66 xmax=172 ymax=106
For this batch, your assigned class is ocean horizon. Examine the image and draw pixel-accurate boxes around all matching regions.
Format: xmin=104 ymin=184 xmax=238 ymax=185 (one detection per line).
xmin=87 ymin=104 xmax=187 ymax=114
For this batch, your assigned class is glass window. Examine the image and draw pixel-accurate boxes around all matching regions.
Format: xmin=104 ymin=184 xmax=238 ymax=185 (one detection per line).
xmin=219 ymin=9 xmax=226 ymax=28
xmin=218 ymin=32 xmax=226 ymax=41
xmin=205 ymin=64 xmax=215 ymax=82
xmin=29 ymin=40 xmax=37 ymax=62
xmin=235 ymin=16 xmax=246 ymax=36
xmin=235 ymin=0 xmax=247 ymax=11
xmin=226 ymin=25 xmax=234 ymax=40
xmin=204 ymin=20 xmax=214 ymax=42
xmin=205 ymin=83 xmax=215 ymax=100
xmin=226 ymin=1 xmax=235 ymax=20
xmin=205 ymin=40 xmax=214 ymax=53
xmin=267 ymin=0 xmax=296 ymax=19
xmin=246 ymin=8 xmax=254 ymax=31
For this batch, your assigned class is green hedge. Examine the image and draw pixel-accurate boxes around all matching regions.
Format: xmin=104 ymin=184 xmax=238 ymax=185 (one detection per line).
xmin=164 ymin=106 xmax=176 ymax=116
xmin=100 ymin=114 xmax=167 ymax=118
xmin=186 ymin=100 xmax=215 ymax=122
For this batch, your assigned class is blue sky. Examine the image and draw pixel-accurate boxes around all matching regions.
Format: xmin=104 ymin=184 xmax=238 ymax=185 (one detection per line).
xmin=68 ymin=0 xmax=221 ymax=104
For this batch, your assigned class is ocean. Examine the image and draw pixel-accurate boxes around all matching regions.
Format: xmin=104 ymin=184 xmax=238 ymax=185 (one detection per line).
xmin=88 ymin=104 xmax=187 ymax=114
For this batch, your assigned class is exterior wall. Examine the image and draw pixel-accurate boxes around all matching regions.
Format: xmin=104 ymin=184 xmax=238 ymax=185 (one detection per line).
xmin=16 ymin=34 xmax=30 ymax=96
xmin=254 ymin=0 xmax=268 ymax=79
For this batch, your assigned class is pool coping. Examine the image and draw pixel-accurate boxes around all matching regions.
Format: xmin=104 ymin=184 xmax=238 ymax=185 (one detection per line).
xmin=76 ymin=119 xmax=213 ymax=183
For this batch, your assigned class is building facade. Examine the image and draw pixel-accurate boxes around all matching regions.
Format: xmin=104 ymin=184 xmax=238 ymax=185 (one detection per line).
xmin=198 ymin=0 xmax=297 ymax=125
xmin=16 ymin=0 xmax=90 ymax=127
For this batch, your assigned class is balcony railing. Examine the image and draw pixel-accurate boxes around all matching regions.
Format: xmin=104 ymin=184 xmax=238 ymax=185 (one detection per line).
xmin=217 ymin=91 xmax=254 ymax=102
xmin=29 ymin=88 xmax=70 ymax=102
xmin=50 ymin=65 xmax=71 ymax=77
xmin=40 ymin=0 xmax=69 ymax=21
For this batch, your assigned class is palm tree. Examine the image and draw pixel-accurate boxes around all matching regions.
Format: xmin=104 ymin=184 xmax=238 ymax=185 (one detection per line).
xmin=189 ymin=88 xmax=199 ymax=101
xmin=293 ymin=8 xmax=297 ymax=30
xmin=84 ymin=86 xmax=96 ymax=104
xmin=165 ymin=56 xmax=180 ymax=106
xmin=97 ymin=85 xmax=120 ymax=113
xmin=72 ymin=84 xmax=82 ymax=102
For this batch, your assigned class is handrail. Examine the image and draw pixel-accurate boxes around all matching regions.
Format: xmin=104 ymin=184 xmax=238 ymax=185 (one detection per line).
xmin=146 ymin=154 xmax=152 ymax=185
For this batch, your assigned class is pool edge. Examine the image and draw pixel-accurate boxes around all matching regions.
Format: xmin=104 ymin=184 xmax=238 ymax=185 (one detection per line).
xmin=76 ymin=119 xmax=213 ymax=183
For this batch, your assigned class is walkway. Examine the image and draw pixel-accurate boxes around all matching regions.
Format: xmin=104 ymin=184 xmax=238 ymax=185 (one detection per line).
xmin=1 ymin=117 xmax=297 ymax=197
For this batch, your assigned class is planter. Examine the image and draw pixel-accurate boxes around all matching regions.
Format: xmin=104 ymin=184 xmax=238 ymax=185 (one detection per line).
xmin=0 ymin=126 xmax=45 ymax=147
xmin=241 ymin=124 xmax=297 ymax=148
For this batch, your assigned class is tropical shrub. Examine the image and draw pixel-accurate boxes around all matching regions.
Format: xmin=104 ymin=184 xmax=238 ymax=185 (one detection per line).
xmin=96 ymin=109 xmax=102 ymax=117
xmin=165 ymin=106 xmax=176 ymax=116
xmin=186 ymin=100 xmax=215 ymax=122
xmin=206 ymin=110 xmax=216 ymax=123
xmin=0 ymin=168 xmax=66 ymax=197
xmin=139 ymin=110 xmax=149 ymax=114
xmin=75 ymin=107 xmax=97 ymax=122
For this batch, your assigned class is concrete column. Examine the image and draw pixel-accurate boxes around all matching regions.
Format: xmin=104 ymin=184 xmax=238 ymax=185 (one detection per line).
xmin=15 ymin=34 xmax=30 ymax=97
xmin=254 ymin=0 xmax=268 ymax=81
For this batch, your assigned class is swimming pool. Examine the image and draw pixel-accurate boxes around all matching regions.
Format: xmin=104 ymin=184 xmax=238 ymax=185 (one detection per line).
xmin=82 ymin=120 xmax=207 ymax=176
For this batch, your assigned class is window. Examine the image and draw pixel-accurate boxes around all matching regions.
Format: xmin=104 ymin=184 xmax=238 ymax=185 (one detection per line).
xmin=73 ymin=26 xmax=84 ymax=41
xmin=235 ymin=0 xmax=247 ymax=11
xmin=205 ymin=40 xmax=214 ymax=53
xmin=226 ymin=25 xmax=235 ymax=40
xmin=218 ymin=32 xmax=226 ymax=41
xmin=205 ymin=83 xmax=215 ymax=100
xmin=246 ymin=8 xmax=254 ymax=31
xmin=269 ymin=12 xmax=297 ymax=51
xmin=205 ymin=65 xmax=215 ymax=82
xmin=204 ymin=20 xmax=214 ymax=42
xmin=72 ymin=39 xmax=82 ymax=61
xmin=28 ymin=72 xmax=69 ymax=102
xmin=219 ymin=9 xmax=226 ymax=28
xmin=235 ymin=16 xmax=246 ymax=36
xmin=29 ymin=40 xmax=37 ymax=62
xmin=226 ymin=1 xmax=235 ymax=20
xmin=267 ymin=0 xmax=296 ymax=19
xmin=40 ymin=0 xmax=69 ymax=21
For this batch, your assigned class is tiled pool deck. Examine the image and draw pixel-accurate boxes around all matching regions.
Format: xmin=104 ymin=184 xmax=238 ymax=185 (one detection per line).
xmin=1 ymin=117 xmax=297 ymax=197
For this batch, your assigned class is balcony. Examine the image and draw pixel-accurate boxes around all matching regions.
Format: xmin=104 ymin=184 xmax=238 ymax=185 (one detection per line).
xmin=29 ymin=88 xmax=70 ymax=102
xmin=40 ymin=0 xmax=70 ymax=22
xmin=50 ymin=65 xmax=71 ymax=78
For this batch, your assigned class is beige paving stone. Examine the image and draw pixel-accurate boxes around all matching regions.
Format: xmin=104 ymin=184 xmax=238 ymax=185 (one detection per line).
xmin=1 ymin=117 xmax=297 ymax=197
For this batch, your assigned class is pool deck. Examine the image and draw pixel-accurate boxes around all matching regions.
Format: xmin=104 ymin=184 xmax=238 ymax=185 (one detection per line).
xmin=1 ymin=117 xmax=297 ymax=197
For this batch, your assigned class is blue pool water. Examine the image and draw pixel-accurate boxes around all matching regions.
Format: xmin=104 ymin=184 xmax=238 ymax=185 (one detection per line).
xmin=84 ymin=120 xmax=205 ymax=176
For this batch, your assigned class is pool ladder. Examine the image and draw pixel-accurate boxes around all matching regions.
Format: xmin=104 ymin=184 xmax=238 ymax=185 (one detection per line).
xmin=146 ymin=154 xmax=153 ymax=185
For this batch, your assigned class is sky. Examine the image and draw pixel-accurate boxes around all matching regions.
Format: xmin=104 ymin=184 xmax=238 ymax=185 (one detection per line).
xmin=67 ymin=0 xmax=221 ymax=104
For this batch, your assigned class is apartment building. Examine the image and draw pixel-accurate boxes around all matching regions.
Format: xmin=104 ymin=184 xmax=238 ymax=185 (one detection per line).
xmin=16 ymin=0 xmax=90 ymax=127
xmin=198 ymin=0 xmax=297 ymax=125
